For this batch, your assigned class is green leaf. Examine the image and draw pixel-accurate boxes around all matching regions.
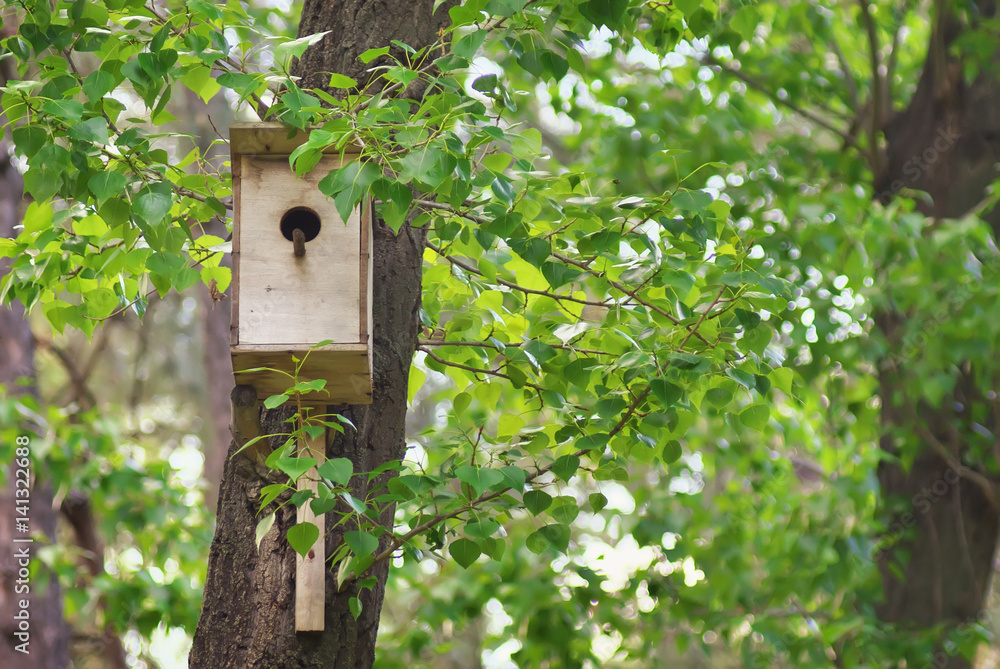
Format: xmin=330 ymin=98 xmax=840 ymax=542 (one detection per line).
xmin=310 ymin=496 xmax=337 ymax=515
xmin=551 ymin=455 xmax=580 ymax=483
xmin=453 ymin=30 xmax=487 ymax=60
xmin=258 ymin=483 xmax=288 ymax=510
xmin=339 ymin=491 xmax=367 ymax=514
xmin=88 ymin=171 xmax=128 ymax=206
xmin=522 ymin=489 xmax=552 ymax=515
xmin=72 ymin=215 xmax=109 ymax=237
xmin=589 ymin=492 xmax=608 ymax=513
xmin=730 ymin=5 xmax=759 ymax=41
xmin=345 ymin=530 xmax=379 ymax=558
xmin=464 ymin=519 xmax=500 ymax=539
xmin=472 ymin=74 xmax=499 ymax=94
xmin=577 ymin=433 xmax=610 ymax=451
xmin=526 ymin=524 xmax=571 ymax=554
xmin=264 ymin=394 xmax=289 ymax=409
xmin=705 ymin=386 xmax=733 ymax=408
xmin=328 ymin=73 xmax=359 ymax=88
xmin=491 ymin=177 xmax=515 ymax=205
xmin=348 ymin=596 xmax=362 ymax=619
xmin=579 ymin=0 xmax=628 ymax=30
xmin=743 ymin=325 xmax=772 ymax=356
xmin=42 ymin=99 xmax=85 ymax=121
xmin=276 ymin=455 xmax=317 ymax=482
xmin=274 ymin=31 xmax=329 ymax=61
xmin=287 ymin=522 xmax=320 ymax=557
xmin=83 ymin=68 xmax=118 ymax=101
xmin=358 ymin=46 xmax=390 ymax=63
xmin=256 ymin=514 xmax=276 ymax=549
xmin=449 ymin=537 xmax=481 ymax=568
xmin=455 ymin=465 xmax=504 ymax=497
xmin=453 ymin=392 xmax=471 ymax=415
xmin=651 ymin=379 xmax=684 ymax=406
xmin=318 ymin=458 xmax=354 ymax=486
xmin=85 ymin=288 xmax=118 ymax=319
xmin=740 ymin=404 xmax=770 ymax=432
xmin=134 ymin=183 xmax=173 ymax=225
xmin=499 ymin=465 xmax=527 ymax=491
xmin=317 ymin=160 xmax=380 ymax=223
xmin=399 ymin=147 xmax=444 ymax=187
xmin=67 ymin=117 xmax=109 ymax=145
xmin=662 ymin=440 xmax=682 ymax=464
xmin=769 ymin=367 xmax=795 ymax=395
xmin=549 ymin=497 xmax=580 ymax=524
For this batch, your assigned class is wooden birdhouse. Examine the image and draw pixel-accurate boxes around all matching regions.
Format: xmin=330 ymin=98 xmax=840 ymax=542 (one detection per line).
xmin=229 ymin=122 xmax=373 ymax=406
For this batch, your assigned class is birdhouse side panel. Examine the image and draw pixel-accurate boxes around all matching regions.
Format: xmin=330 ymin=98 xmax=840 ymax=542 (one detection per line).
xmin=237 ymin=155 xmax=362 ymax=346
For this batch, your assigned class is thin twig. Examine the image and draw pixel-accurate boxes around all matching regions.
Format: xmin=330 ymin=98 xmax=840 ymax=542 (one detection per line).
xmin=426 ymin=240 xmax=610 ymax=308
xmin=829 ymin=35 xmax=859 ymax=111
xmin=419 ymin=347 xmax=543 ymax=391
xmin=419 ymin=338 xmax=615 ymax=356
xmin=550 ymin=250 xmax=714 ymax=347
xmin=856 ymin=0 xmax=886 ymax=171
xmin=704 ymin=55 xmax=858 ymax=150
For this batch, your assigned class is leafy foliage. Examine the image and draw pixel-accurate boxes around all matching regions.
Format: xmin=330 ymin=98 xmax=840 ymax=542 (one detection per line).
xmin=3 ymin=0 xmax=998 ymax=667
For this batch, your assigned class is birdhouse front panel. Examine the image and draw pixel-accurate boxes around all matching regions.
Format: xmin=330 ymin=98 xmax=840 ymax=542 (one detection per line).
xmin=238 ymin=154 xmax=361 ymax=345
xmin=229 ymin=123 xmax=373 ymax=405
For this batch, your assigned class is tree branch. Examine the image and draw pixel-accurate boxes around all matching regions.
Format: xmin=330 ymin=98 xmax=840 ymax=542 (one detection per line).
xmin=550 ymin=250 xmax=714 ymax=347
xmin=704 ymin=55 xmax=859 ymax=150
xmin=419 ymin=338 xmax=615 ymax=356
xmin=829 ymin=34 xmax=859 ymax=111
xmin=425 ymin=239 xmax=610 ymax=308
xmin=419 ymin=346 xmax=544 ymax=391
xmin=917 ymin=425 xmax=999 ymax=511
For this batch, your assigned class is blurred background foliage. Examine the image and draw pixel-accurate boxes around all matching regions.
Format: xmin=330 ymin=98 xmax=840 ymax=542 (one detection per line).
xmin=1 ymin=0 xmax=1000 ymax=667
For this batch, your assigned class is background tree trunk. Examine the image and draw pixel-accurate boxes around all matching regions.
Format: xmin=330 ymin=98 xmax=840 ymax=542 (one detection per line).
xmin=0 ymin=79 xmax=71 ymax=669
xmin=189 ymin=2 xmax=451 ymax=666
xmin=874 ymin=5 xmax=1000 ymax=666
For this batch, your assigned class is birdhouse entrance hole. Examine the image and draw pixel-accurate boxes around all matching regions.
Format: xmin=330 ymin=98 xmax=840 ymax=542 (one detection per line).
xmin=280 ymin=206 xmax=321 ymax=243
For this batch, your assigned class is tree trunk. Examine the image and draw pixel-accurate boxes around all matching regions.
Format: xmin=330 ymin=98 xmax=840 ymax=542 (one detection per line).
xmin=874 ymin=5 xmax=1000 ymax=667
xmin=0 ymin=92 xmax=71 ymax=669
xmin=189 ymin=2 xmax=450 ymax=666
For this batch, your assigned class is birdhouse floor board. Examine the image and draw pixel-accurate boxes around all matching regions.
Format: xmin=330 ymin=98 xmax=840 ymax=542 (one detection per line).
xmin=231 ymin=346 xmax=372 ymax=405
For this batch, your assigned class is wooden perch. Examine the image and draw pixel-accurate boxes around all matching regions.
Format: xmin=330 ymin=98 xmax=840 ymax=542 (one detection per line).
xmin=292 ymin=227 xmax=306 ymax=257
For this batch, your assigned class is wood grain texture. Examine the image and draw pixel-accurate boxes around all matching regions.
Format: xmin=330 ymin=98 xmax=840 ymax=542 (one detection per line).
xmin=230 ymin=123 xmax=362 ymax=160
xmin=229 ymin=124 xmax=374 ymax=404
xmin=295 ymin=431 xmax=326 ymax=632
xmin=230 ymin=163 xmax=241 ymax=347
xmin=231 ymin=345 xmax=371 ymax=405
xmin=238 ymin=154 xmax=362 ymax=346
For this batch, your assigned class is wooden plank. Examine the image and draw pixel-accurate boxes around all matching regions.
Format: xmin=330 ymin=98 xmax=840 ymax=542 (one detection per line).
xmin=231 ymin=345 xmax=372 ymax=404
xmin=231 ymin=123 xmax=363 ymax=162
xmin=363 ymin=199 xmax=373 ymax=380
xmin=230 ymin=161 xmax=242 ymax=347
xmin=295 ymin=429 xmax=326 ymax=632
xmin=359 ymin=197 xmax=370 ymax=342
xmin=238 ymin=155 xmax=363 ymax=346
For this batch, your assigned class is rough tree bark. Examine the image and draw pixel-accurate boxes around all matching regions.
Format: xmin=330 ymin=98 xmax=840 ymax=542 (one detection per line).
xmin=0 ymin=40 xmax=71 ymax=669
xmin=189 ymin=1 xmax=452 ymax=666
xmin=872 ymin=3 xmax=1000 ymax=667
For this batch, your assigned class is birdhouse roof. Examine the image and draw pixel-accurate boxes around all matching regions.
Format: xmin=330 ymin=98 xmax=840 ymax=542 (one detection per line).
xmin=230 ymin=122 xmax=363 ymax=168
